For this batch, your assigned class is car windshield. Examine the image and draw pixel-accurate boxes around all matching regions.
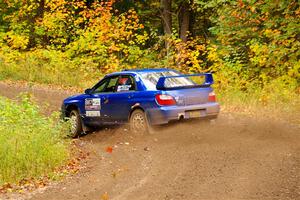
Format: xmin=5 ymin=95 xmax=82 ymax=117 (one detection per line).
xmin=140 ymin=70 xmax=196 ymax=90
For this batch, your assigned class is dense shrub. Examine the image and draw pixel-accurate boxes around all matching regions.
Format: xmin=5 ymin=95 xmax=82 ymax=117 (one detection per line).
xmin=0 ymin=95 xmax=69 ymax=184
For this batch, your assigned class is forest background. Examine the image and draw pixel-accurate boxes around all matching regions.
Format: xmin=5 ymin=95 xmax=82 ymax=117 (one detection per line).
xmin=0 ymin=0 xmax=299 ymax=122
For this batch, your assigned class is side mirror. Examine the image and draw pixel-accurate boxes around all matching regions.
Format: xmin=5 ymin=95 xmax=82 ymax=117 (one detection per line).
xmin=84 ymin=88 xmax=92 ymax=94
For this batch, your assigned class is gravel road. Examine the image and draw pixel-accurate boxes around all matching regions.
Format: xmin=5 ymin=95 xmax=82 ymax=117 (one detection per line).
xmin=0 ymin=81 xmax=299 ymax=200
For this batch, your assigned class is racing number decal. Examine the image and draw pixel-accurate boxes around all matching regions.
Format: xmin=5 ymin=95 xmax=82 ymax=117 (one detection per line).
xmin=85 ymin=98 xmax=101 ymax=117
xmin=117 ymin=85 xmax=131 ymax=92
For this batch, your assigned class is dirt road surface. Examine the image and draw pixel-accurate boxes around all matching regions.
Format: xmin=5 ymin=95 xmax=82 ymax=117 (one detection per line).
xmin=0 ymin=81 xmax=299 ymax=200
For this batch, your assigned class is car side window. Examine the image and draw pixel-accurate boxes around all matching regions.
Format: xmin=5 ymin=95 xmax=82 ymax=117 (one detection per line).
xmin=92 ymin=76 xmax=119 ymax=94
xmin=116 ymin=75 xmax=136 ymax=92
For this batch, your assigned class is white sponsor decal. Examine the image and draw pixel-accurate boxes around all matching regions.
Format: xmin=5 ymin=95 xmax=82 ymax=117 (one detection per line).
xmin=117 ymin=85 xmax=131 ymax=92
xmin=85 ymin=98 xmax=101 ymax=110
xmin=86 ymin=111 xmax=101 ymax=117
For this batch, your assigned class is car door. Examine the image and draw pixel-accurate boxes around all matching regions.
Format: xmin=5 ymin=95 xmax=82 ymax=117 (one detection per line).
xmin=84 ymin=75 xmax=119 ymax=125
xmin=103 ymin=75 xmax=137 ymax=122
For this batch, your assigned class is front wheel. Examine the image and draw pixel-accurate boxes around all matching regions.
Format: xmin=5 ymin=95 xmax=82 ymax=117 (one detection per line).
xmin=129 ymin=109 xmax=150 ymax=134
xmin=69 ymin=110 xmax=83 ymax=138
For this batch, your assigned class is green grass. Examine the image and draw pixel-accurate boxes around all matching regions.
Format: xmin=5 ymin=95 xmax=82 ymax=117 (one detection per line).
xmin=0 ymin=49 xmax=101 ymax=89
xmin=0 ymin=95 xmax=69 ymax=185
xmin=216 ymin=84 xmax=300 ymax=125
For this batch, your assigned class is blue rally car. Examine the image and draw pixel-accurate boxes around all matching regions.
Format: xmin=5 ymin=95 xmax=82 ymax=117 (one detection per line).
xmin=61 ymin=69 xmax=220 ymax=137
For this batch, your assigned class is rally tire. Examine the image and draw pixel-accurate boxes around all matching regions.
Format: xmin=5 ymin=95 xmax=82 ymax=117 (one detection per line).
xmin=130 ymin=109 xmax=151 ymax=134
xmin=69 ymin=110 xmax=83 ymax=138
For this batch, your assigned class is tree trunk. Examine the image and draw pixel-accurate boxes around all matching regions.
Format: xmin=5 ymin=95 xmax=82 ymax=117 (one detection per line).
xmin=36 ymin=0 xmax=45 ymax=18
xmin=161 ymin=0 xmax=172 ymax=35
xmin=189 ymin=9 xmax=195 ymax=38
xmin=28 ymin=0 xmax=45 ymax=48
xmin=178 ymin=1 xmax=190 ymax=42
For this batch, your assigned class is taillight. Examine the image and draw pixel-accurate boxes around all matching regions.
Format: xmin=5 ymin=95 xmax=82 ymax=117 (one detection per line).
xmin=208 ymin=91 xmax=216 ymax=102
xmin=155 ymin=94 xmax=176 ymax=106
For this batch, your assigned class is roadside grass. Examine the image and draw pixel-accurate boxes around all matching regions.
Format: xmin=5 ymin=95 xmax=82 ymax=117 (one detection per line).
xmin=216 ymin=83 xmax=300 ymax=125
xmin=0 ymin=49 xmax=100 ymax=89
xmin=0 ymin=95 xmax=70 ymax=185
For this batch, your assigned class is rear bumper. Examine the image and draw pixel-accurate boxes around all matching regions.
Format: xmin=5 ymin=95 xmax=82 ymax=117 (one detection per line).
xmin=146 ymin=102 xmax=220 ymax=125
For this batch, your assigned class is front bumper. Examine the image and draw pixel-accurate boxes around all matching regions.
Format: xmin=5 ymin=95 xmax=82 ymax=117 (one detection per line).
xmin=146 ymin=102 xmax=220 ymax=125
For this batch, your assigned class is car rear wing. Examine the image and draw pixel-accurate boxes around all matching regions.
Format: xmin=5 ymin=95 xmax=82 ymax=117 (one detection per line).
xmin=156 ymin=73 xmax=214 ymax=90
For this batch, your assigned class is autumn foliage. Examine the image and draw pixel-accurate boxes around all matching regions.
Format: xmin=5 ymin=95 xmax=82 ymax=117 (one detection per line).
xmin=0 ymin=0 xmax=299 ymax=117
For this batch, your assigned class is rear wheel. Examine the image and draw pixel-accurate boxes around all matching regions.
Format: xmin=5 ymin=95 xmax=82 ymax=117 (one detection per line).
xmin=130 ymin=109 xmax=150 ymax=134
xmin=69 ymin=110 xmax=83 ymax=138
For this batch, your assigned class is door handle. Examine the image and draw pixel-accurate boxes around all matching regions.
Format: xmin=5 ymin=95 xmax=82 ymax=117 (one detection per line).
xmin=103 ymin=97 xmax=109 ymax=104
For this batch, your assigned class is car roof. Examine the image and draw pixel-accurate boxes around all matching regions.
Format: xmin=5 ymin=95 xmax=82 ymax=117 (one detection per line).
xmin=107 ymin=68 xmax=175 ymax=76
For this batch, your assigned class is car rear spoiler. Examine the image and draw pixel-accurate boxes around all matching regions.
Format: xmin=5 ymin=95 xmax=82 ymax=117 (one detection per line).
xmin=156 ymin=73 xmax=214 ymax=90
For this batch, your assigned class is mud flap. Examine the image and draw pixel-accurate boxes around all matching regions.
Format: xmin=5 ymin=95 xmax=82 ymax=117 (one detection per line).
xmin=145 ymin=109 xmax=169 ymax=125
xmin=145 ymin=111 xmax=156 ymax=134
xmin=80 ymin=116 xmax=92 ymax=134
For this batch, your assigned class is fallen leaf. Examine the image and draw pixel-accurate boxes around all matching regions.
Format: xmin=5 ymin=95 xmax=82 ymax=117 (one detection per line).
xmin=106 ymin=146 xmax=113 ymax=153
xmin=101 ymin=192 xmax=109 ymax=200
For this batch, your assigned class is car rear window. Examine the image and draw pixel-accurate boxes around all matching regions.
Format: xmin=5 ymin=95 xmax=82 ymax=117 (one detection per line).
xmin=140 ymin=71 xmax=196 ymax=90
